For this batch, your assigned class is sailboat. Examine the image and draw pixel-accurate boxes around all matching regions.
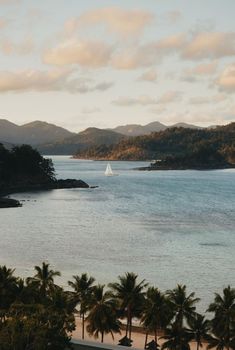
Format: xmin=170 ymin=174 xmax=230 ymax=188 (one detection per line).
xmin=105 ymin=163 xmax=118 ymax=176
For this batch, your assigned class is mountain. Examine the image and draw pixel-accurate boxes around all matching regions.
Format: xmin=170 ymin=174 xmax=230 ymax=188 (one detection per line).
xmin=111 ymin=121 xmax=200 ymax=136
xmin=0 ymin=119 xmax=75 ymax=145
xmin=170 ymin=122 xmax=202 ymax=129
xmin=111 ymin=121 xmax=166 ymax=136
xmin=38 ymin=127 xmax=126 ymax=155
xmin=73 ymin=123 xmax=235 ymax=162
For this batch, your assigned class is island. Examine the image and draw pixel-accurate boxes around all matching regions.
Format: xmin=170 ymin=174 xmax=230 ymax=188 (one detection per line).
xmin=137 ymin=146 xmax=235 ymax=171
xmin=0 ymin=144 xmax=90 ymax=208
xmin=73 ymin=123 xmax=235 ymax=168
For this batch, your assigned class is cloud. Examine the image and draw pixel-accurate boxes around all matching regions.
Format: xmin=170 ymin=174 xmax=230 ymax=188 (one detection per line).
xmin=138 ymin=68 xmax=157 ymax=82
xmin=149 ymin=106 xmax=167 ymax=114
xmin=0 ymin=69 xmax=113 ymax=93
xmin=189 ymin=97 xmax=210 ymax=105
xmin=112 ymin=95 xmax=158 ymax=106
xmin=216 ymin=63 xmax=235 ymax=92
xmin=43 ymin=39 xmax=112 ymax=67
xmin=0 ymin=0 xmax=19 ymax=4
xmin=112 ymin=34 xmax=186 ymax=70
xmin=165 ymin=11 xmax=182 ymax=24
xmin=190 ymin=94 xmax=228 ymax=105
xmin=81 ymin=107 xmax=101 ymax=114
xmin=0 ymin=37 xmax=34 ymax=55
xmin=64 ymin=7 xmax=154 ymax=37
xmin=181 ymin=61 xmax=217 ymax=82
xmin=112 ymin=91 xmax=181 ymax=107
xmin=0 ymin=18 xmax=8 ymax=29
xmin=182 ymin=32 xmax=235 ymax=60
xmin=158 ymin=91 xmax=182 ymax=104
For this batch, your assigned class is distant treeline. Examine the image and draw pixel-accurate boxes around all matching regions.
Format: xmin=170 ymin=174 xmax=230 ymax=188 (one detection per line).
xmin=74 ymin=123 xmax=235 ymax=164
xmin=0 ymin=144 xmax=55 ymax=190
xmin=0 ymin=263 xmax=234 ymax=349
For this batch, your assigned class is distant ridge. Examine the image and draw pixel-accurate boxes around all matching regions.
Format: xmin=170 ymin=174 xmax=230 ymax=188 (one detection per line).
xmin=0 ymin=118 xmax=226 ymax=155
xmin=0 ymin=119 xmax=75 ymax=145
xmin=110 ymin=121 xmax=201 ymax=136
xmin=73 ymin=122 xmax=235 ymax=162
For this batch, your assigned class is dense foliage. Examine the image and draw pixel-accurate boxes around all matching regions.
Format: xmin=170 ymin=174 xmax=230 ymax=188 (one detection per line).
xmin=0 ymin=144 xmax=55 ymax=189
xmin=74 ymin=123 xmax=235 ymax=164
xmin=0 ymin=264 xmax=234 ymax=349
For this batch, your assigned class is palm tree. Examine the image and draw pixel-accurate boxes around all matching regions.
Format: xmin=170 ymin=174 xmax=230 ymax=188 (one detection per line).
xmin=187 ymin=313 xmax=210 ymax=350
xmin=86 ymin=284 xmax=120 ymax=343
xmin=68 ymin=273 xmax=95 ymax=339
xmin=166 ymin=285 xmax=200 ymax=329
xmin=109 ymin=272 xmax=147 ymax=340
xmin=206 ymin=332 xmax=227 ymax=350
xmin=0 ymin=265 xmax=18 ymax=322
xmin=161 ymin=322 xmax=193 ymax=350
xmin=27 ymin=262 xmax=61 ymax=300
xmin=141 ymin=287 xmax=172 ymax=346
xmin=207 ymin=286 xmax=235 ymax=350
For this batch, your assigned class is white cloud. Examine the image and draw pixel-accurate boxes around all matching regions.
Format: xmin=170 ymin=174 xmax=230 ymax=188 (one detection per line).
xmin=216 ymin=63 xmax=235 ymax=93
xmin=64 ymin=7 xmax=154 ymax=38
xmin=0 ymin=17 xmax=8 ymax=29
xmin=0 ymin=37 xmax=34 ymax=55
xmin=112 ymin=34 xmax=186 ymax=70
xmin=190 ymin=94 xmax=228 ymax=105
xmin=158 ymin=91 xmax=182 ymax=104
xmin=112 ymin=91 xmax=182 ymax=107
xmin=165 ymin=11 xmax=182 ymax=24
xmin=81 ymin=107 xmax=101 ymax=114
xmin=112 ymin=95 xmax=158 ymax=106
xmin=182 ymin=32 xmax=235 ymax=60
xmin=43 ymin=39 xmax=112 ymax=68
xmin=0 ymin=69 xmax=113 ymax=93
xmin=138 ymin=68 xmax=157 ymax=82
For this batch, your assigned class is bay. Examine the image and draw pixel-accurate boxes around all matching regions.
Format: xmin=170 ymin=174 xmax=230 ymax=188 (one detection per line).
xmin=1 ymin=156 xmax=235 ymax=311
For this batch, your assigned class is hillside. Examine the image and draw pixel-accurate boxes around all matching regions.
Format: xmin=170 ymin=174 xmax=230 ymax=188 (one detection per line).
xmin=110 ymin=121 xmax=200 ymax=136
xmin=0 ymin=119 xmax=75 ymax=145
xmin=38 ymin=127 xmax=126 ymax=155
xmin=73 ymin=123 xmax=235 ymax=165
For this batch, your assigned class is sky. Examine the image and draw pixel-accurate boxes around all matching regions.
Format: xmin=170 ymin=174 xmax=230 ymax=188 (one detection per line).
xmin=0 ymin=0 xmax=234 ymax=132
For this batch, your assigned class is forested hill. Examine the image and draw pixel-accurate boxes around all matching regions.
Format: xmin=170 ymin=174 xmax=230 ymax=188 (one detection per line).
xmin=73 ymin=123 xmax=235 ymax=164
xmin=0 ymin=144 xmax=89 ymax=207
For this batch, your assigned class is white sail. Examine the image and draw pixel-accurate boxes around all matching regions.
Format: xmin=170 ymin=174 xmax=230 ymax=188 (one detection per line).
xmin=105 ymin=163 xmax=114 ymax=176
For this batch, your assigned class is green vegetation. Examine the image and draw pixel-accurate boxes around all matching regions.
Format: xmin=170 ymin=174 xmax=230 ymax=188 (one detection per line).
xmin=0 ymin=263 xmax=234 ymax=349
xmin=0 ymin=144 xmax=55 ymax=190
xmin=0 ymin=143 xmax=89 ymax=207
xmin=74 ymin=123 xmax=235 ymax=169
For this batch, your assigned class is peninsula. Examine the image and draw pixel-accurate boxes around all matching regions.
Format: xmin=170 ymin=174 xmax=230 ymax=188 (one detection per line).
xmin=0 ymin=144 xmax=89 ymax=208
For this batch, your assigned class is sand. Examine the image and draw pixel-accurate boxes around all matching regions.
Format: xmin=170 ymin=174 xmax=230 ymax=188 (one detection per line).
xmin=72 ymin=318 xmax=208 ymax=350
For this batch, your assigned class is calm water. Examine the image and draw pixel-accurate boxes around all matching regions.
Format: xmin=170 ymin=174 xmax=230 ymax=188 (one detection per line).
xmin=1 ymin=156 xmax=235 ymax=311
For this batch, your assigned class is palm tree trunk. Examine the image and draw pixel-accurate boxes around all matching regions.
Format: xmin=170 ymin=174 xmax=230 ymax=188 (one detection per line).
xmin=129 ymin=314 xmax=132 ymax=340
xmin=101 ymin=332 xmax=104 ymax=343
xmin=155 ymin=328 xmax=158 ymax=344
xmin=82 ymin=312 xmax=85 ymax=339
xmin=125 ymin=320 xmax=129 ymax=337
xmin=196 ymin=341 xmax=199 ymax=350
xmin=144 ymin=332 xmax=148 ymax=349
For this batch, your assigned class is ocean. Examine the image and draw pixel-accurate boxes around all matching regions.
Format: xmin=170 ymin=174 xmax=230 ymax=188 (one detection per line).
xmin=1 ymin=156 xmax=235 ymax=311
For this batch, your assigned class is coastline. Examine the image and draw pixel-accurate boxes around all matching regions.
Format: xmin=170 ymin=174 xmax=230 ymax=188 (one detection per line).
xmin=136 ymin=165 xmax=235 ymax=171
xmin=0 ymin=178 xmax=90 ymax=209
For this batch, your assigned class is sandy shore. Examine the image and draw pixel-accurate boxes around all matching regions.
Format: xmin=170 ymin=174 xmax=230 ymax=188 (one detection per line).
xmin=72 ymin=318 xmax=208 ymax=350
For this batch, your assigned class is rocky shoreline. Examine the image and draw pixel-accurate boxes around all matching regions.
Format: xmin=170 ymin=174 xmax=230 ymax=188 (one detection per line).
xmin=0 ymin=178 xmax=90 ymax=209
xmin=136 ymin=164 xmax=235 ymax=171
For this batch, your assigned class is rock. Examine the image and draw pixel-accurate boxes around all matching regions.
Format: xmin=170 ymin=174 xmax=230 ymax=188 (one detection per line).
xmin=0 ymin=197 xmax=21 ymax=208
xmin=55 ymin=179 xmax=89 ymax=189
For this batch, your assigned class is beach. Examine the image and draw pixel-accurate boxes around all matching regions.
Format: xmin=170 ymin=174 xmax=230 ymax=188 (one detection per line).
xmin=72 ymin=318 xmax=208 ymax=350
